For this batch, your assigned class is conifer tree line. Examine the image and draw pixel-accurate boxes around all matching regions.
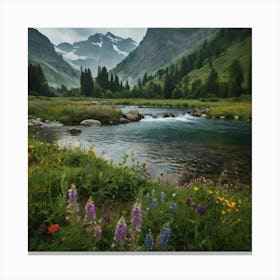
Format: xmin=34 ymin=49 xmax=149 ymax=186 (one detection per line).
xmin=28 ymin=28 xmax=251 ymax=99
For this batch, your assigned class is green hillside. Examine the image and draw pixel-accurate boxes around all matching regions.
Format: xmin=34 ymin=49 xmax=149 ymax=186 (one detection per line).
xmin=188 ymin=37 xmax=251 ymax=87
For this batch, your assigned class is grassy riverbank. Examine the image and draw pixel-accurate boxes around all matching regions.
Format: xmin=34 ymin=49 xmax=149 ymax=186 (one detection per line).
xmin=29 ymin=95 xmax=251 ymax=123
xmin=28 ymin=137 xmax=251 ymax=251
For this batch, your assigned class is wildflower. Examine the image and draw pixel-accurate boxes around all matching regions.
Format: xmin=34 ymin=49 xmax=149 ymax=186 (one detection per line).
xmin=93 ymin=225 xmax=102 ymax=241
xmin=185 ymin=197 xmax=191 ymax=206
xmin=171 ymin=202 xmax=177 ymax=212
xmin=221 ymin=210 xmax=226 ymax=215
xmin=159 ymin=225 xmax=171 ymax=250
xmin=48 ymin=224 xmax=60 ymax=234
xmin=193 ymin=186 xmax=199 ymax=192
xmin=160 ymin=191 xmax=166 ymax=202
xmin=152 ymin=198 xmax=158 ymax=209
xmin=146 ymin=192 xmax=151 ymax=202
xmin=196 ymin=205 xmax=206 ymax=215
xmin=84 ymin=196 xmax=96 ymax=224
xmin=172 ymin=193 xmax=176 ymax=197
xmin=57 ymin=157 xmax=62 ymax=164
xmin=114 ymin=216 xmax=127 ymax=249
xmin=145 ymin=229 xmax=153 ymax=251
xmin=67 ymin=185 xmax=79 ymax=214
xmin=208 ymin=190 xmax=213 ymax=194
xmin=237 ymin=218 xmax=242 ymax=222
xmin=68 ymin=184 xmax=78 ymax=203
xmin=131 ymin=202 xmax=142 ymax=233
xmin=230 ymin=202 xmax=236 ymax=208
xmin=28 ymin=144 xmax=34 ymax=149
xmin=238 ymin=199 xmax=242 ymax=204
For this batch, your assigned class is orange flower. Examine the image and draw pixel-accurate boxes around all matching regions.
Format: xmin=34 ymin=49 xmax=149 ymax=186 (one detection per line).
xmin=48 ymin=224 xmax=60 ymax=234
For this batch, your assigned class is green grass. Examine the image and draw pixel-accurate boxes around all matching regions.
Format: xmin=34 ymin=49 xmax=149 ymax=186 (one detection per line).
xmin=28 ymin=137 xmax=251 ymax=251
xmin=28 ymin=97 xmax=123 ymax=125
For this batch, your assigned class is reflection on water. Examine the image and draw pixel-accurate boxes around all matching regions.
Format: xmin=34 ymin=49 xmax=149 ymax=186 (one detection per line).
xmin=32 ymin=107 xmax=251 ymax=186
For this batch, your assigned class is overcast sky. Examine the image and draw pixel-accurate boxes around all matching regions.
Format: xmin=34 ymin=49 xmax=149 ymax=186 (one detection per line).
xmin=37 ymin=28 xmax=147 ymax=45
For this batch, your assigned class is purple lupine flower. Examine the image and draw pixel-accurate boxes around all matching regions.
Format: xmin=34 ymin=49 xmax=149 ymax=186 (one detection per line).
xmin=185 ymin=197 xmax=191 ymax=206
xmin=145 ymin=229 xmax=153 ymax=251
xmin=131 ymin=202 xmax=142 ymax=233
xmin=171 ymin=202 xmax=177 ymax=212
xmin=114 ymin=216 xmax=127 ymax=249
xmin=196 ymin=205 xmax=206 ymax=215
xmin=68 ymin=184 xmax=78 ymax=203
xmin=152 ymin=198 xmax=158 ymax=209
xmin=93 ymin=225 xmax=102 ymax=241
xmin=159 ymin=225 xmax=171 ymax=250
xmin=146 ymin=192 xmax=151 ymax=202
xmin=67 ymin=185 xmax=79 ymax=214
xmin=160 ymin=191 xmax=166 ymax=202
xmin=83 ymin=196 xmax=96 ymax=224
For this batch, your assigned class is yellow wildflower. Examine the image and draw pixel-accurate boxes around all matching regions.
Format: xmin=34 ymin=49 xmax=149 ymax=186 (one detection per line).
xmin=208 ymin=190 xmax=213 ymax=194
xmin=238 ymin=199 xmax=242 ymax=204
xmin=193 ymin=186 xmax=199 ymax=192
xmin=230 ymin=202 xmax=236 ymax=208
xmin=237 ymin=218 xmax=241 ymax=222
xmin=57 ymin=157 xmax=62 ymax=164
xmin=28 ymin=144 xmax=34 ymax=149
xmin=221 ymin=210 xmax=226 ymax=215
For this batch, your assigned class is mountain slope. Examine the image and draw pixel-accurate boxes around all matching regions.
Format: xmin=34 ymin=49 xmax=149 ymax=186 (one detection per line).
xmin=111 ymin=28 xmax=217 ymax=84
xmin=55 ymin=32 xmax=138 ymax=77
xmin=28 ymin=28 xmax=80 ymax=88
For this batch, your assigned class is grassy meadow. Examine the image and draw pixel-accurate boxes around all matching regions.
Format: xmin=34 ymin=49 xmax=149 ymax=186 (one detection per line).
xmin=28 ymin=137 xmax=251 ymax=251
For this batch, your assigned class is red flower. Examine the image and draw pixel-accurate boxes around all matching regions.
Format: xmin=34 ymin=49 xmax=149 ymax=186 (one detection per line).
xmin=48 ymin=224 xmax=60 ymax=234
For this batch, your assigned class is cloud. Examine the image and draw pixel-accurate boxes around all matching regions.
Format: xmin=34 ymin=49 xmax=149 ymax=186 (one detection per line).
xmin=37 ymin=28 xmax=147 ymax=45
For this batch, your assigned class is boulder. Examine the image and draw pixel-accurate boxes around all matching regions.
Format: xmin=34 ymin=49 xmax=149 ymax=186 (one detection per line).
xmin=67 ymin=128 xmax=81 ymax=135
xmin=234 ymin=115 xmax=239 ymax=121
xmin=201 ymin=114 xmax=208 ymax=119
xmin=119 ymin=117 xmax=130 ymax=124
xmin=163 ymin=113 xmax=175 ymax=118
xmin=220 ymin=116 xmax=225 ymax=120
xmin=80 ymin=119 xmax=102 ymax=126
xmin=126 ymin=113 xmax=140 ymax=122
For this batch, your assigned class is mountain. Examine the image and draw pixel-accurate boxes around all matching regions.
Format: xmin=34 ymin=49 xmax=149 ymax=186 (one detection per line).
xmin=28 ymin=28 xmax=80 ymax=89
xmin=111 ymin=28 xmax=217 ymax=84
xmin=55 ymin=32 xmax=138 ymax=77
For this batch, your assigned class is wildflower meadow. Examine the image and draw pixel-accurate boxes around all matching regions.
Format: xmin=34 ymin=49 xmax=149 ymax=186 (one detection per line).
xmin=28 ymin=137 xmax=251 ymax=252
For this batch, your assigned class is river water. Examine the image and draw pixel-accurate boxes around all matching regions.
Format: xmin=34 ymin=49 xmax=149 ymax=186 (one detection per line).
xmin=33 ymin=106 xmax=252 ymax=186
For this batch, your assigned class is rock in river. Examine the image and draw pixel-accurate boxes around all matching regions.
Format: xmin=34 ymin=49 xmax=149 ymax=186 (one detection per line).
xmin=67 ymin=128 xmax=81 ymax=135
xmin=119 ymin=117 xmax=130 ymax=124
xmin=80 ymin=119 xmax=102 ymax=126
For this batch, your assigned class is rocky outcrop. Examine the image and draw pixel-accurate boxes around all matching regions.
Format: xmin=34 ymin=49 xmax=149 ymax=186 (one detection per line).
xmin=80 ymin=119 xmax=102 ymax=126
xmin=28 ymin=116 xmax=63 ymax=127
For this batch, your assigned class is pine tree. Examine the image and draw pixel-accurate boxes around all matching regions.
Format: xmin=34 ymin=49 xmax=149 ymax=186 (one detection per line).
xmin=206 ymin=68 xmax=219 ymax=95
xmin=228 ymin=60 xmax=244 ymax=97
xmin=163 ymin=74 xmax=175 ymax=99
xmin=125 ymin=81 xmax=130 ymax=91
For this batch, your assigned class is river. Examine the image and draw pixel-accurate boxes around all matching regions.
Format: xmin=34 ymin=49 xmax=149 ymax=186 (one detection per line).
xmin=33 ymin=106 xmax=252 ymax=186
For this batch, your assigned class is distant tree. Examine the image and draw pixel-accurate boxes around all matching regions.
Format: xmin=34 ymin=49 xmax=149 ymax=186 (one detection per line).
xmin=125 ymin=81 xmax=130 ymax=91
xmin=228 ymin=60 xmax=244 ymax=97
xmin=163 ymin=74 xmax=175 ymax=99
xmin=206 ymin=68 xmax=219 ymax=95
xmin=28 ymin=63 xmax=53 ymax=96
xmin=247 ymin=56 xmax=252 ymax=94
xmin=142 ymin=73 xmax=148 ymax=86
xmin=80 ymin=68 xmax=94 ymax=96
